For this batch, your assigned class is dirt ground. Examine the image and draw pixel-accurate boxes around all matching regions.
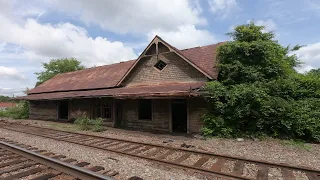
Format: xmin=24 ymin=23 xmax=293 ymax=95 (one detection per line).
xmin=2 ymin=118 xmax=319 ymax=172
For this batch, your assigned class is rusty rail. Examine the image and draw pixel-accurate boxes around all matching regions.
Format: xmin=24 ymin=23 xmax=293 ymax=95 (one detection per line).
xmin=0 ymin=140 xmax=115 ymax=180
xmin=1 ymin=121 xmax=320 ymax=180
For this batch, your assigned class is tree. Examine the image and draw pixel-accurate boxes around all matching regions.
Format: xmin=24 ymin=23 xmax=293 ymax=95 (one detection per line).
xmin=202 ymin=22 xmax=320 ymax=142
xmin=218 ymin=22 xmax=298 ymax=85
xmin=0 ymin=95 xmax=11 ymax=102
xmin=35 ymin=58 xmax=85 ymax=86
xmin=308 ymin=68 xmax=320 ymax=76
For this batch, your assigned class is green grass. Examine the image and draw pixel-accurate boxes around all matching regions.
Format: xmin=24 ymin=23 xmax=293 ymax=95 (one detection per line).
xmin=48 ymin=123 xmax=79 ymax=132
xmin=281 ymin=140 xmax=312 ymax=151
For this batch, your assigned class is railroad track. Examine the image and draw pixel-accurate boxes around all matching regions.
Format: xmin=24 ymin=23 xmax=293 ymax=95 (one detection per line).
xmin=1 ymin=121 xmax=320 ymax=180
xmin=0 ymin=138 xmax=115 ymax=180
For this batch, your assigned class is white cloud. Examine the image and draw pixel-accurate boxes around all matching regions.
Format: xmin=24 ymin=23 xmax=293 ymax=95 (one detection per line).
xmin=148 ymin=25 xmax=216 ymax=49
xmin=0 ymin=16 xmax=137 ymax=67
xmin=255 ymin=19 xmax=277 ymax=33
xmin=0 ymin=66 xmax=25 ymax=80
xmin=0 ymin=87 xmax=26 ymax=97
xmin=296 ymin=65 xmax=315 ymax=73
xmin=0 ymin=42 xmax=6 ymax=52
xmin=47 ymin=0 xmax=206 ymax=34
xmin=208 ymin=0 xmax=238 ymax=18
xmin=295 ymin=42 xmax=320 ymax=72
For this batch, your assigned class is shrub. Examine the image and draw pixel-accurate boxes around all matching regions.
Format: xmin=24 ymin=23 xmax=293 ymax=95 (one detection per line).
xmin=203 ymin=81 xmax=320 ymax=142
xmin=74 ymin=112 xmax=91 ymax=130
xmin=73 ymin=111 xmax=105 ymax=132
xmin=0 ymin=101 xmax=29 ymax=119
xmin=90 ymin=118 xmax=104 ymax=132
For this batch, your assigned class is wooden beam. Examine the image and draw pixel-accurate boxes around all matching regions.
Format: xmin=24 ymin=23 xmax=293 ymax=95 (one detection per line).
xmin=112 ymin=98 xmax=117 ymax=127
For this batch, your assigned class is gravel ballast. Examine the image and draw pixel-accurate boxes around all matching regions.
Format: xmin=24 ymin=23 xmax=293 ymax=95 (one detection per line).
xmin=0 ymin=129 xmax=207 ymax=180
xmin=7 ymin=119 xmax=320 ymax=169
xmin=1 ymin=119 xmax=320 ymax=179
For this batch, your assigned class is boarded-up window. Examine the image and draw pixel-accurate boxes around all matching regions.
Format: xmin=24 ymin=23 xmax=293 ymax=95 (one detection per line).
xmin=138 ymin=99 xmax=152 ymax=120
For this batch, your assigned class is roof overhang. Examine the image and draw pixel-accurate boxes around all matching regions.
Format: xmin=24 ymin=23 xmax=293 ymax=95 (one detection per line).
xmin=17 ymin=82 xmax=205 ymax=100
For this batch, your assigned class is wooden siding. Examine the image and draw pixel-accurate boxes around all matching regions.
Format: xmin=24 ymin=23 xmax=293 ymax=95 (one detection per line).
xmin=29 ymin=101 xmax=57 ymax=120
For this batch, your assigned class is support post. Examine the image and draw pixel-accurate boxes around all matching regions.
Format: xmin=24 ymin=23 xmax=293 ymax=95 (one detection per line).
xmin=112 ymin=98 xmax=117 ymax=127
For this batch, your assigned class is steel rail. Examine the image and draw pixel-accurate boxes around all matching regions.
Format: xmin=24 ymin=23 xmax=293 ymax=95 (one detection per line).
xmin=0 ymin=140 xmax=115 ymax=180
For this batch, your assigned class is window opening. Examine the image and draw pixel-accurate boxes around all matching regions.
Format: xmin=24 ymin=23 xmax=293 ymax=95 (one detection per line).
xmin=154 ymin=60 xmax=167 ymax=71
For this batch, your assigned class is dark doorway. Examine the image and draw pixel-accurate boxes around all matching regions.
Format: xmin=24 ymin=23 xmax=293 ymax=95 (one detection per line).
xmin=172 ymin=100 xmax=187 ymax=133
xmin=59 ymin=101 xmax=69 ymax=120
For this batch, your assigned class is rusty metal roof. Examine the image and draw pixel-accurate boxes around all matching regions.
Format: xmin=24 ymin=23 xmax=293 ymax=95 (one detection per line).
xmin=180 ymin=42 xmax=226 ymax=79
xmin=0 ymin=102 xmax=16 ymax=108
xmin=20 ymin=82 xmax=205 ymax=100
xmin=28 ymin=60 xmax=136 ymax=94
xmin=26 ymin=40 xmax=223 ymax=97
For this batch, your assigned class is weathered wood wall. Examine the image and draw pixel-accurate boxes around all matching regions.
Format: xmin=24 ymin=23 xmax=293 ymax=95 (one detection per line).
xmin=29 ymin=101 xmax=57 ymax=120
xmin=121 ymin=99 xmax=170 ymax=131
xmin=121 ymin=98 xmax=206 ymax=133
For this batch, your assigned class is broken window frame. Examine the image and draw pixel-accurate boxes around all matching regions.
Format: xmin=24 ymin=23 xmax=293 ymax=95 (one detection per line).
xmin=91 ymin=99 xmax=112 ymax=120
xmin=154 ymin=60 xmax=167 ymax=71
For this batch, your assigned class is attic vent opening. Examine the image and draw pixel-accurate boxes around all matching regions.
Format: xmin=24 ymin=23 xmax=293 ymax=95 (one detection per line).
xmin=154 ymin=60 xmax=167 ymax=71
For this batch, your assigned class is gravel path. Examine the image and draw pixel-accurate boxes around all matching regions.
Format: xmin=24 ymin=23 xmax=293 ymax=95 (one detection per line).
xmin=0 ymin=128 xmax=209 ymax=180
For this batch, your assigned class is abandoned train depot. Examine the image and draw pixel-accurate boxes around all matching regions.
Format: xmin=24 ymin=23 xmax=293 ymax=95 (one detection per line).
xmin=20 ymin=36 xmax=223 ymax=133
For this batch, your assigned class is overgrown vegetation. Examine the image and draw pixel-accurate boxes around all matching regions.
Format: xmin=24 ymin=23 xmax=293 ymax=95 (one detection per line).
xmin=202 ymin=22 xmax=320 ymax=142
xmin=0 ymin=95 xmax=12 ymax=102
xmin=0 ymin=101 xmax=29 ymax=119
xmin=73 ymin=112 xmax=105 ymax=132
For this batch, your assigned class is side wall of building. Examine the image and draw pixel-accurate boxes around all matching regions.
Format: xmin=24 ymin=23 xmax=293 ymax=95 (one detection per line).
xmin=69 ymin=98 xmax=113 ymax=126
xmin=29 ymin=101 xmax=57 ymax=120
xmin=121 ymin=99 xmax=170 ymax=131
xmin=69 ymin=99 xmax=93 ymax=120
xmin=188 ymin=98 xmax=207 ymax=133
xmin=120 ymin=98 xmax=206 ymax=133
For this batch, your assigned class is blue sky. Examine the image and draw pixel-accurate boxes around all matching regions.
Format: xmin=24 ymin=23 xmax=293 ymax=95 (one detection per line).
xmin=0 ymin=0 xmax=320 ymax=96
